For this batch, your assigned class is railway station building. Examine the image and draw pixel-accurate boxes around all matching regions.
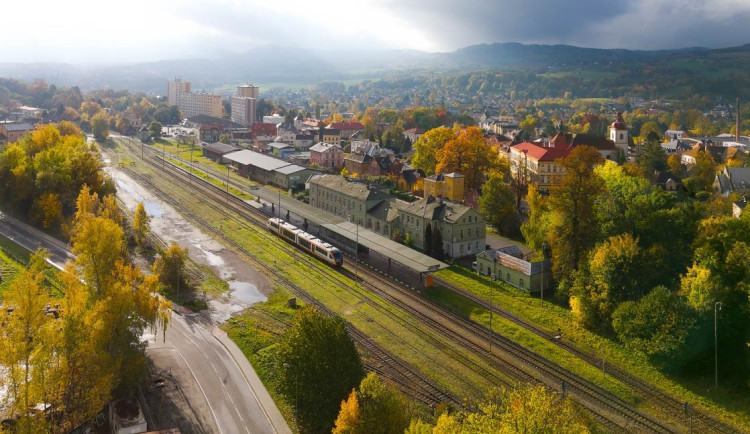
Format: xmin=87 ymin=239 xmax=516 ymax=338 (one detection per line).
xmin=308 ymin=175 xmax=486 ymax=259
xmin=202 ymin=141 xmax=241 ymax=163
xmin=223 ymin=149 xmax=316 ymax=190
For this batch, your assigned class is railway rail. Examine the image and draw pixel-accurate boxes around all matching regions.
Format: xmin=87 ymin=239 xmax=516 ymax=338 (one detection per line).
xmin=111 ymin=137 xmax=733 ymax=432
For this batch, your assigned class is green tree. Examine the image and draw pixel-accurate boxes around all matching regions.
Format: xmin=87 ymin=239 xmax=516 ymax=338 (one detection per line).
xmin=91 ymin=111 xmax=110 ymax=141
xmin=432 ymin=226 xmax=444 ymax=261
xmin=548 ymin=146 xmax=604 ymax=287
xmin=218 ymin=133 xmax=232 ymax=144
xmin=277 ymin=307 xmax=364 ymax=433
xmin=520 ymin=184 xmax=551 ymax=251
xmin=411 ymin=126 xmax=454 ymax=176
xmin=612 ymin=286 xmax=696 ymax=366
xmin=148 ymin=120 xmax=162 ymax=139
xmin=424 ymin=222 xmax=433 ymax=257
xmin=152 ymin=242 xmax=188 ymax=293
xmin=638 ymin=140 xmax=668 ymax=177
xmin=133 ymin=201 xmax=150 ymax=247
xmin=638 ymin=121 xmax=661 ymax=142
xmin=479 ymin=173 xmax=518 ymax=236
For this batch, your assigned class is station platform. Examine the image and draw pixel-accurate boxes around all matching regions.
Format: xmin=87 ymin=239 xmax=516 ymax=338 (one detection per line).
xmin=249 ymin=186 xmax=447 ymax=274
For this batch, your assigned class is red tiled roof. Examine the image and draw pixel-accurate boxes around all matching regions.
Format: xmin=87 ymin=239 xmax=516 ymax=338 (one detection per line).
xmin=329 ymin=122 xmax=363 ymax=130
xmin=511 ymin=142 xmax=571 ymax=162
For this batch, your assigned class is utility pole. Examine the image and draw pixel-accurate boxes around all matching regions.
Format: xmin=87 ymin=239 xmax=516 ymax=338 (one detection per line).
xmin=715 ymin=301 xmax=722 ymax=389
xmin=226 ymin=164 xmax=230 ymax=207
xmin=541 ymin=241 xmax=547 ymax=305
xmin=489 ymin=274 xmax=496 ymax=364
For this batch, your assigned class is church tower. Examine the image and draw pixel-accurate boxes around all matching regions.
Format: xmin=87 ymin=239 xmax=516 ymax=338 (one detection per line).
xmin=610 ymin=112 xmax=628 ymax=153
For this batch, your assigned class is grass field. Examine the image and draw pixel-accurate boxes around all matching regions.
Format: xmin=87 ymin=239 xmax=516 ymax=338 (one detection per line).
xmin=434 ymin=266 xmax=750 ymax=426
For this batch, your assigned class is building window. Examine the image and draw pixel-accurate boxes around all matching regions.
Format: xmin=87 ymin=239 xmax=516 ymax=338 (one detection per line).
xmin=506 ymin=272 xmax=510 ymax=281
xmin=619 ymin=133 xmax=623 ymax=140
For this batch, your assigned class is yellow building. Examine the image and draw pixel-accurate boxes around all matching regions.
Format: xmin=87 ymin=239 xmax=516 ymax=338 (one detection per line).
xmin=423 ymin=172 xmax=465 ymax=202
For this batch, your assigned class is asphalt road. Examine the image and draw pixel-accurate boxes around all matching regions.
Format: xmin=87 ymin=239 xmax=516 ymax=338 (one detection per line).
xmin=0 ymin=211 xmax=74 ymax=269
xmin=147 ymin=313 xmax=288 ymax=434
xmin=0 ymin=209 xmax=289 ymax=434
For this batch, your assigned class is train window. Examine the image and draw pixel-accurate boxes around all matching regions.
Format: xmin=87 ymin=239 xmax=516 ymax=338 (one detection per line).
xmin=298 ymin=239 xmax=311 ymax=250
xmin=283 ymin=229 xmax=296 ymax=241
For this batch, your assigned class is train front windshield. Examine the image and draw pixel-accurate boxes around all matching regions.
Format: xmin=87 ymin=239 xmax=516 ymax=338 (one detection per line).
xmin=332 ymin=250 xmax=343 ymax=264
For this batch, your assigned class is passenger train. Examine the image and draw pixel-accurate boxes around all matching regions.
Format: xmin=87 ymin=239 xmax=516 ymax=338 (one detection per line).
xmin=267 ymin=218 xmax=343 ymax=267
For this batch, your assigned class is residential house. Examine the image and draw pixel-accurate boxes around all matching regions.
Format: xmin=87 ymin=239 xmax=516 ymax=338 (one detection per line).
xmin=475 ymin=246 xmax=552 ymax=293
xmin=403 ymin=128 xmax=425 ymax=144
xmin=344 ymin=153 xmax=372 ymax=176
xmin=321 ymin=128 xmax=341 ymax=145
xmin=733 ymin=196 xmax=747 ymax=218
xmin=714 ymin=166 xmax=750 ymax=196
xmin=665 ymin=130 xmax=689 ymax=140
xmin=294 ymin=133 xmax=316 ymax=149
xmin=252 ymin=123 xmax=278 ymax=142
xmin=423 ymin=173 xmax=465 ymax=202
xmin=309 ymin=142 xmax=343 ymax=168
xmin=328 ymin=122 xmax=363 ymax=140
xmin=0 ymin=122 xmax=34 ymax=143
xmin=397 ymin=168 xmax=425 ymax=194
xmin=654 ymin=170 xmax=684 ymax=193
xmin=508 ymin=141 xmax=570 ymax=193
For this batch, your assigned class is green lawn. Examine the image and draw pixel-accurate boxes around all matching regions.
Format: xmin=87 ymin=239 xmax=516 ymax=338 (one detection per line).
xmin=434 ymin=266 xmax=750 ymax=427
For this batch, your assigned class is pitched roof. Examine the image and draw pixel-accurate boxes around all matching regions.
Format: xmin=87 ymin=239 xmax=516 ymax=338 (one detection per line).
xmin=345 ymin=153 xmax=372 ymax=164
xmin=367 ymin=199 xmax=400 ymax=222
xmin=309 ymin=174 xmax=388 ymax=202
xmin=203 ymin=142 xmax=240 ymax=155
xmin=3 ymin=123 xmax=34 ymax=132
xmin=726 ymin=167 xmax=750 ymax=190
xmin=309 ymin=142 xmax=341 ymax=153
xmin=223 ymin=149 xmax=290 ymax=171
xmin=571 ymin=134 xmax=617 ymax=150
xmin=274 ymin=164 xmax=307 ymax=175
xmin=329 ymin=122 xmax=363 ymax=130
xmin=510 ymin=142 xmax=571 ymax=162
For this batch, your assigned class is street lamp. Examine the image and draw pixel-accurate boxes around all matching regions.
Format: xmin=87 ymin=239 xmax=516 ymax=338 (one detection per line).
xmin=715 ymin=301 xmax=722 ymax=389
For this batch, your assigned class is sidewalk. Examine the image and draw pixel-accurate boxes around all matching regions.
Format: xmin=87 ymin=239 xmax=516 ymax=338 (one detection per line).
xmin=212 ymin=327 xmax=292 ymax=434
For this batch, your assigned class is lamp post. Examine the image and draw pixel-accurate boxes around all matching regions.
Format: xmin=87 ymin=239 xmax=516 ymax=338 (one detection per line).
xmin=714 ymin=301 xmax=722 ymax=389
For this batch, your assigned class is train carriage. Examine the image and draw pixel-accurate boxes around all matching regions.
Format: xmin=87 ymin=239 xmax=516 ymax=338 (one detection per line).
xmin=267 ymin=218 xmax=343 ymax=267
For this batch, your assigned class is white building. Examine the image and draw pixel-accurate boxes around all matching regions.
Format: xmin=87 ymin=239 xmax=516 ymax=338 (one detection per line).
xmin=167 ymin=78 xmax=222 ymax=119
xmin=231 ymin=96 xmax=256 ymax=126
xmin=167 ymin=78 xmax=191 ymax=107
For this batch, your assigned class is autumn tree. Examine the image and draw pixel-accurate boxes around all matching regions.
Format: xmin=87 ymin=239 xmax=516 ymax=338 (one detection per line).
xmin=520 ymin=184 xmax=551 ymax=251
xmin=479 ymin=173 xmax=518 ymax=236
xmin=133 ymin=201 xmax=150 ymax=247
xmin=411 ymin=126 xmax=454 ymax=176
xmin=334 ymin=373 xmax=411 ymax=434
xmin=277 ymin=307 xmax=363 ymax=433
xmin=32 ymin=193 xmax=63 ymax=230
xmin=406 ymin=386 xmax=590 ymax=433
xmin=435 ymin=126 xmax=504 ymax=192
xmin=548 ymin=146 xmax=604 ymax=287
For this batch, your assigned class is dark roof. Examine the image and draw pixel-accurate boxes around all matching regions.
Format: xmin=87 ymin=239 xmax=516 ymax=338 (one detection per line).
xmin=3 ymin=123 xmax=34 ymax=132
xmin=203 ymin=142 xmax=240 ymax=155
xmin=188 ymin=114 xmax=243 ymax=129
xmin=374 ymin=156 xmax=391 ymax=171
xmin=345 ymin=153 xmax=372 ymax=164
xmin=571 ymin=134 xmax=617 ymax=150
xmin=655 ymin=170 xmax=683 ymax=185
xmin=366 ymin=199 xmax=399 ymax=222
xmin=323 ymin=129 xmax=341 ymax=135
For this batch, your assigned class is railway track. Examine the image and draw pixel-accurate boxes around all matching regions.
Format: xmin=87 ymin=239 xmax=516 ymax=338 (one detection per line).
xmin=429 ymin=275 xmax=741 ymax=433
xmin=111 ymin=139 xmax=462 ymax=408
xmin=112 ymin=138 xmax=714 ymax=432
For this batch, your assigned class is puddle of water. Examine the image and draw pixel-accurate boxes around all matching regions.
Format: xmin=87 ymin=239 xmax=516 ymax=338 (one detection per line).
xmin=194 ymin=243 xmax=225 ymax=267
xmin=115 ymin=179 xmax=163 ymax=217
xmin=228 ymin=281 xmax=267 ymax=305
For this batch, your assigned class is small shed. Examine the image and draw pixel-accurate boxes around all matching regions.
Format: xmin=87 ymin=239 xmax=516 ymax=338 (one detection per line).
xmin=202 ymin=142 xmax=241 ymax=163
xmin=475 ymin=246 xmax=552 ymax=294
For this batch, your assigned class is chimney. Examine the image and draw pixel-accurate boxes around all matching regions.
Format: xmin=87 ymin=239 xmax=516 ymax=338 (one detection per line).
xmin=737 ymin=98 xmax=741 ymax=142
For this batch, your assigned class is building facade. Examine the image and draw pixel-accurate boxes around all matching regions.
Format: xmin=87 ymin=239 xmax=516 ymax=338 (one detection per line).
xmin=423 ymin=173 xmax=465 ymax=202
xmin=231 ymin=97 xmax=256 ymax=126
xmin=167 ymin=78 xmax=191 ymax=106
xmin=308 ymin=174 xmax=389 ymax=225
xmin=310 ymin=142 xmax=343 ymax=168
xmin=475 ymin=246 xmax=552 ymax=293
xmin=508 ymin=142 xmax=570 ymax=193
xmin=179 ymin=92 xmax=223 ymax=119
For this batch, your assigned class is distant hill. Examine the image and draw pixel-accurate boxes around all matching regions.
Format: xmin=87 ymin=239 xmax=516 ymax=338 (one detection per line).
xmin=1 ymin=42 xmax=750 ymax=97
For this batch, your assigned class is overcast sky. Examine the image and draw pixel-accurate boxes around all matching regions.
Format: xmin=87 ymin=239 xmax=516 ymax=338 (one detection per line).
xmin=4 ymin=0 xmax=750 ymax=64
